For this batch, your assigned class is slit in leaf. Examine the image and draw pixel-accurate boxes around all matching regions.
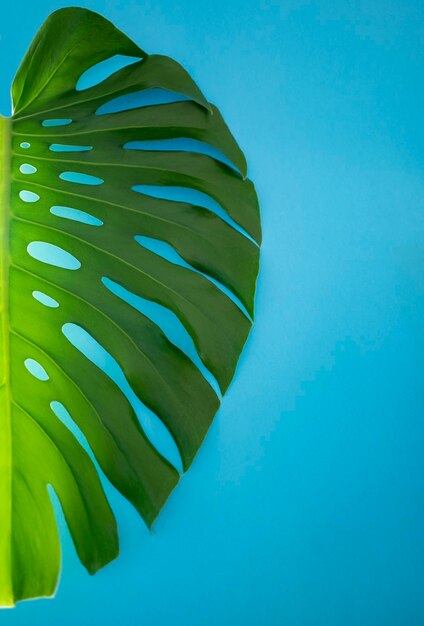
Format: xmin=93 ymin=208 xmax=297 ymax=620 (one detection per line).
xmin=132 ymin=184 xmax=256 ymax=244
xmin=102 ymin=276 xmax=222 ymax=398
xmin=62 ymin=322 xmax=183 ymax=472
xmin=76 ymin=54 xmax=141 ymax=91
xmin=135 ymin=235 xmax=251 ymax=320
xmin=96 ymin=89 xmax=189 ymax=115
xmin=124 ymin=138 xmax=239 ymax=174
xmin=50 ymin=401 xmax=97 ymax=465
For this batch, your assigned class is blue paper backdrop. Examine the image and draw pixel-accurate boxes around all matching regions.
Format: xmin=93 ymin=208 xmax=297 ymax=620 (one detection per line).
xmin=1 ymin=1 xmax=424 ymax=624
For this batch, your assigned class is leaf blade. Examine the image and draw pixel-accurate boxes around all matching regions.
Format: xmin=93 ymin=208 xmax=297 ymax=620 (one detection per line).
xmin=1 ymin=6 xmax=261 ymax=605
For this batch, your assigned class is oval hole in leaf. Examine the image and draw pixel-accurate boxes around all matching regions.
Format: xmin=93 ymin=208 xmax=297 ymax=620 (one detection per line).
xmin=50 ymin=206 xmax=103 ymax=226
xmin=96 ymin=88 xmax=189 ymax=115
xmin=32 ymin=290 xmax=60 ymax=308
xmin=27 ymin=242 xmax=81 ymax=270
xmin=124 ymin=138 xmax=238 ymax=173
xmin=76 ymin=54 xmax=141 ymax=91
xmin=19 ymin=163 xmax=37 ymax=174
xmin=20 ymin=142 xmax=30 ymax=149
xmin=49 ymin=144 xmax=93 ymax=152
xmin=24 ymin=358 xmax=49 ymax=381
xmin=62 ymin=322 xmax=183 ymax=472
xmin=19 ymin=190 xmax=39 ymax=203
xmin=59 ymin=172 xmax=104 ymax=185
xmin=42 ymin=118 xmax=72 ymax=127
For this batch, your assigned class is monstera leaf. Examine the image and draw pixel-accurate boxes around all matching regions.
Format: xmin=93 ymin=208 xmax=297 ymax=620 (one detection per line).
xmin=0 ymin=7 xmax=260 ymax=606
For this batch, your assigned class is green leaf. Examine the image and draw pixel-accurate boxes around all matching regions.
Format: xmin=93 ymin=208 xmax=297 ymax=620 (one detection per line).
xmin=0 ymin=7 xmax=260 ymax=606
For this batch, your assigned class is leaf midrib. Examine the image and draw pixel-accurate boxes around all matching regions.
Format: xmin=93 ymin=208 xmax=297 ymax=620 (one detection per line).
xmin=0 ymin=115 xmax=13 ymax=605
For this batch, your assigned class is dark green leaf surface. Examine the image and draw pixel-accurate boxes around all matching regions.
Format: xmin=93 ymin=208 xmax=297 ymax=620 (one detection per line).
xmin=0 ymin=7 xmax=260 ymax=606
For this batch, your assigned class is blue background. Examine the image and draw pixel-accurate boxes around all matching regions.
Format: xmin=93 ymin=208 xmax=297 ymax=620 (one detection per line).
xmin=1 ymin=1 xmax=424 ymax=624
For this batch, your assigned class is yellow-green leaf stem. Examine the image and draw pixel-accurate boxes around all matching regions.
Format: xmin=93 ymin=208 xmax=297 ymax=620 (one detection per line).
xmin=0 ymin=114 xmax=12 ymax=607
